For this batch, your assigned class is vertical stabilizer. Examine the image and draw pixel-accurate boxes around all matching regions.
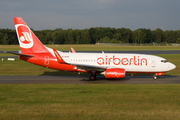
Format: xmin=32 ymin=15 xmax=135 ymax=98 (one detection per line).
xmin=13 ymin=17 xmax=48 ymax=54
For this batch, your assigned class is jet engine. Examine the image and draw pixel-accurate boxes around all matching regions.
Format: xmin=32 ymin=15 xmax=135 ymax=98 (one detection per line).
xmin=101 ymin=68 xmax=126 ymax=79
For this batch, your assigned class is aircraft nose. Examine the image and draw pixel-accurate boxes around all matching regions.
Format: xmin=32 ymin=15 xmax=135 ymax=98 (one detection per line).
xmin=169 ymin=63 xmax=176 ymax=70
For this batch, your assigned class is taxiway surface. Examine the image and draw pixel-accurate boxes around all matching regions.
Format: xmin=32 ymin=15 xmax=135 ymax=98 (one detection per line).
xmin=0 ymin=75 xmax=179 ymax=84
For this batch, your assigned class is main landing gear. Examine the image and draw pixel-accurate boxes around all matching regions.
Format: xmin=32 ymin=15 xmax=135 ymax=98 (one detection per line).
xmin=90 ymin=73 xmax=96 ymax=80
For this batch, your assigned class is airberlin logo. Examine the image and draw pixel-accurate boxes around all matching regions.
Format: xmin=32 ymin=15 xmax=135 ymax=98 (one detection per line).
xmin=97 ymin=56 xmax=147 ymax=66
xmin=16 ymin=24 xmax=33 ymax=49
xmin=20 ymin=32 xmax=31 ymax=44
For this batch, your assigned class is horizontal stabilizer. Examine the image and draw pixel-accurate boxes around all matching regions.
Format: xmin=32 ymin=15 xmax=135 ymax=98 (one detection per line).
xmin=53 ymin=48 xmax=67 ymax=64
xmin=6 ymin=51 xmax=33 ymax=57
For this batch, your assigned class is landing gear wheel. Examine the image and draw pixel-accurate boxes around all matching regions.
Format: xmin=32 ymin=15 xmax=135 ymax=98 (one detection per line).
xmin=90 ymin=74 xmax=96 ymax=81
xmin=153 ymin=75 xmax=158 ymax=80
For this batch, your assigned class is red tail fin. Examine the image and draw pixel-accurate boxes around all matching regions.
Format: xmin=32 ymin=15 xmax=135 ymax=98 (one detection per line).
xmin=13 ymin=17 xmax=48 ymax=54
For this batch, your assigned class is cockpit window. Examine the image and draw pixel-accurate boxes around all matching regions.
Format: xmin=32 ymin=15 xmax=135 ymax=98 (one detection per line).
xmin=161 ymin=60 xmax=168 ymax=63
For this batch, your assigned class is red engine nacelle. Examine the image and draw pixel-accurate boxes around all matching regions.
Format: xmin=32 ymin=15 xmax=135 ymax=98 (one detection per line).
xmin=104 ymin=68 xmax=125 ymax=79
xmin=155 ymin=73 xmax=164 ymax=76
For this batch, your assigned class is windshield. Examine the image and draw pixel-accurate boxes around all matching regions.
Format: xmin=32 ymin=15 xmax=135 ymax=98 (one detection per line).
xmin=161 ymin=60 xmax=168 ymax=63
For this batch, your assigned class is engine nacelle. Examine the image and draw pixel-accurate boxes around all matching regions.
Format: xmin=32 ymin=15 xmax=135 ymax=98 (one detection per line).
xmin=155 ymin=73 xmax=164 ymax=76
xmin=103 ymin=68 xmax=125 ymax=79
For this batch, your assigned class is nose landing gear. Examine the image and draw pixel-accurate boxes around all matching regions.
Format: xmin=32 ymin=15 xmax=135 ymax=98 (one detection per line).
xmin=153 ymin=73 xmax=164 ymax=80
xmin=153 ymin=75 xmax=157 ymax=80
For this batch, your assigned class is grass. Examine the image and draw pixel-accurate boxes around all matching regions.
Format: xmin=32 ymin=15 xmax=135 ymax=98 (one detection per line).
xmin=0 ymin=54 xmax=179 ymax=76
xmin=0 ymin=53 xmax=17 ymax=57
xmin=0 ymin=84 xmax=180 ymax=120
xmin=0 ymin=44 xmax=180 ymax=51
xmin=0 ymin=59 xmax=76 ymax=75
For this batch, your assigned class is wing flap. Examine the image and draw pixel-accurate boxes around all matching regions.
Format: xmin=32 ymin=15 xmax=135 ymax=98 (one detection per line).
xmin=73 ymin=64 xmax=106 ymax=71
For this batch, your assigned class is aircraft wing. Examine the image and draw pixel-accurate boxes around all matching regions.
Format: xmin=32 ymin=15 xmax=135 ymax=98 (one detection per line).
xmin=72 ymin=64 xmax=107 ymax=71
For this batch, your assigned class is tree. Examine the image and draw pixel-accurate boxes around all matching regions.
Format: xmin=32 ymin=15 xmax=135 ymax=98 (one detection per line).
xmin=1 ymin=27 xmax=180 ymax=45
xmin=176 ymin=38 xmax=180 ymax=43
xmin=0 ymin=32 xmax=4 ymax=44
xmin=174 ymin=30 xmax=180 ymax=43
xmin=164 ymin=30 xmax=174 ymax=43
xmin=2 ymin=33 xmax=8 ymax=45
xmin=52 ymin=29 xmax=65 ymax=44
xmin=113 ymin=33 xmax=122 ymax=42
xmin=132 ymin=29 xmax=145 ymax=44
xmin=81 ymin=29 xmax=91 ymax=44
xmin=154 ymin=28 xmax=163 ymax=43
xmin=89 ymin=28 xmax=97 ymax=44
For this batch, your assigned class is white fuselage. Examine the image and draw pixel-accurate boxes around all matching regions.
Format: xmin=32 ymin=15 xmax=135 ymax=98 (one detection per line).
xmin=58 ymin=52 xmax=176 ymax=73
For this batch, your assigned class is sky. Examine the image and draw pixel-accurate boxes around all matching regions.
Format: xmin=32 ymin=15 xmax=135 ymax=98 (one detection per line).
xmin=0 ymin=0 xmax=180 ymax=31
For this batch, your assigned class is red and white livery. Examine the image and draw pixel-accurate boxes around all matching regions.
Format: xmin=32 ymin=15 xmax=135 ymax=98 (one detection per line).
xmin=13 ymin=17 xmax=176 ymax=80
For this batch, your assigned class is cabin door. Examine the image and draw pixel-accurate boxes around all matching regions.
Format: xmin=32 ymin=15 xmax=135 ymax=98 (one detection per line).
xmin=151 ymin=59 xmax=156 ymax=67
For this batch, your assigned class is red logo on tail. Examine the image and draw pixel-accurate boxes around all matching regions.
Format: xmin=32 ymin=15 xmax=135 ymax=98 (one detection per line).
xmin=16 ymin=24 xmax=33 ymax=48
xmin=20 ymin=32 xmax=31 ymax=44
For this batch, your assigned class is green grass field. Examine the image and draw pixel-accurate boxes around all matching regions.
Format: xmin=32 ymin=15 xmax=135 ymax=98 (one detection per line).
xmin=0 ymin=84 xmax=180 ymax=120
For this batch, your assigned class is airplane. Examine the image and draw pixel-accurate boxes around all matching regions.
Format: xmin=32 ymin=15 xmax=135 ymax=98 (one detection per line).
xmin=11 ymin=17 xmax=176 ymax=80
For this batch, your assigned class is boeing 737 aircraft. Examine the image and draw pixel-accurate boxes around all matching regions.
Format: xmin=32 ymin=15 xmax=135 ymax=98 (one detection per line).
xmin=11 ymin=17 xmax=176 ymax=80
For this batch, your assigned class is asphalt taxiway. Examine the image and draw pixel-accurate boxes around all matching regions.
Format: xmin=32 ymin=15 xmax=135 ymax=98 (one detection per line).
xmin=0 ymin=75 xmax=179 ymax=84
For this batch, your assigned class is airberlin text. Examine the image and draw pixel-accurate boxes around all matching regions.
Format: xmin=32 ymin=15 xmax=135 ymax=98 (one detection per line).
xmin=97 ymin=56 xmax=147 ymax=66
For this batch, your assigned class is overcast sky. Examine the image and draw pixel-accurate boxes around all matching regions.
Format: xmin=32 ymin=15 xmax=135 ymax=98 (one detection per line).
xmin=0 ymin=0 xmax=180 ymax=30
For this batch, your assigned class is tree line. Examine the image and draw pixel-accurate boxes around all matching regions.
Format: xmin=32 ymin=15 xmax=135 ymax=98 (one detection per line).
xmin=0 ymin=27 xmax=180 ymax=45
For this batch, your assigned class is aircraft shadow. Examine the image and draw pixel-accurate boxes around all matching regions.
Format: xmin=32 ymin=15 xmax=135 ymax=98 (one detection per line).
xmin=131 ymin=75 xmax=177 ymax=79
xmin=40 ymin=71 xmax=78 ymax=76
xmin=40 ymin=71 xmax=132 ymax=81
xmin=80 ymin=76 xmax=132 ymax=81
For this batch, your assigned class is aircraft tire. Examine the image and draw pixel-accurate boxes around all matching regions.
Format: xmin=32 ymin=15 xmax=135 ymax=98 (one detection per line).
xmin=153 ymin=76 xmax=158 ymax=80
xmin=90 ymin=74 xmax=96 ymax=81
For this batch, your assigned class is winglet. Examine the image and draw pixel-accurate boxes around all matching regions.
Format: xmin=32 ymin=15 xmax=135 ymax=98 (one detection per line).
xmin=71 ymin=47 xmax=76 ymax=53
xmin=53 ymin=48 xmax=66 ymax=64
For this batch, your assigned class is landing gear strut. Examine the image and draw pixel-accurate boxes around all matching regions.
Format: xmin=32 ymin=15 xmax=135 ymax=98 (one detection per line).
xmin=90 ymin=74 xmax=96 ymax=80
xmin=153 ymin=73 xmax=164 ymax=80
